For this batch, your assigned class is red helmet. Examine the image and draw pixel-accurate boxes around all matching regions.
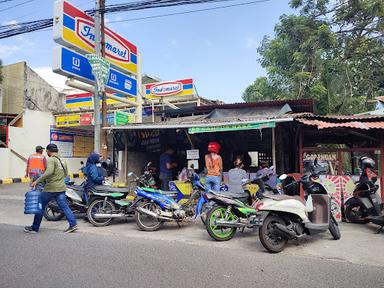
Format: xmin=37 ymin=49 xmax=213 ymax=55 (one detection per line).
xmin=208 ymin=142 xmax=220 ymax=154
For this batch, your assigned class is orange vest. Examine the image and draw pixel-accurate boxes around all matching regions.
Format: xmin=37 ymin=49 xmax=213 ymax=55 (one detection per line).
xmin=205 ymin=154 xmax=222 ymax=176
xmin=28 ymin=153 xmax=46 ymax=175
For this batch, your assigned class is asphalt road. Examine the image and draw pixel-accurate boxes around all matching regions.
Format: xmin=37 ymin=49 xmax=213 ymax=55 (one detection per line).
xmin=1 ymin=183 xmax=384 ymax=288
xmin=1 ymin=223 xmax=384 ymax=288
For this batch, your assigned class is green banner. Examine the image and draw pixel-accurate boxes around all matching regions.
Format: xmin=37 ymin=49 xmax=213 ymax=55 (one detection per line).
xmin=115 ymin=111 xmax=130 ymax=125
xmin=188 ymin=121 xmax=275 ymax=134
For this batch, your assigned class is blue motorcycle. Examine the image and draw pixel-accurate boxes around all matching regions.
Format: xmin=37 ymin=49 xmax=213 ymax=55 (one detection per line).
xmin=134 ymin=172 xmax=210 ymax=231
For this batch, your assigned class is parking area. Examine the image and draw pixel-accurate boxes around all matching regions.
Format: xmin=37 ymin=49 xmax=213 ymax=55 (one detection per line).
xmin=1 ymin=183 xmax=384 ymax=267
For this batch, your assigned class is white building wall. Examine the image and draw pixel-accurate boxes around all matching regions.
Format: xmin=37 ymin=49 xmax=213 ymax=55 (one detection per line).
xmin=0 ymin=148 xmax=10 ymax=179
xmin=7 ymin=110 xmax=54 ymax=178
xmin=3 ymin=110 xmax=87 ymax=178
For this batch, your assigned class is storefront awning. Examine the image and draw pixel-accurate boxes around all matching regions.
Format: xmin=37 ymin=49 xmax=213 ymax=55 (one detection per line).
xmin=105 ymin=117 xmax=293 ymax=131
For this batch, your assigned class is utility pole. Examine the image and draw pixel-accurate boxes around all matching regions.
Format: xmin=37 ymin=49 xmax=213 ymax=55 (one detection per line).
xmin=100 ymin=0 xmax=108 ymax=159
xmin=93 ymin=0 xmax=102 ymax=153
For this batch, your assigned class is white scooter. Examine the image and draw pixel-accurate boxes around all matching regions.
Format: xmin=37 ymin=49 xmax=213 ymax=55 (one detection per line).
xmin=256 ymin=162 xmax=340 ymax=253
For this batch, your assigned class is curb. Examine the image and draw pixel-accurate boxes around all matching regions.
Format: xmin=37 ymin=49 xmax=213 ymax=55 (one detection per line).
xmin=0 ymin=172 xmax=84 ymax=185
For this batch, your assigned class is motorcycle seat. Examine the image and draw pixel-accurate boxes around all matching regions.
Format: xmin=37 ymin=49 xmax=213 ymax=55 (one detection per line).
xmin=265 ymin=194 xmax=305 ymax=205
xmin=92 ymin=185 xmax=130 ymax=194
xmin=142 ymin=187 xmax=178 ymax=196
xmin=212 ymin=191 xmax=249 ymax=201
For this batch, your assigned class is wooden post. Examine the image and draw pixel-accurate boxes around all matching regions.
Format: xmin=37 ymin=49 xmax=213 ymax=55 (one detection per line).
xmin=124 ymin=143 xmax=128 ymax=185
xmin=299 ymin=129 xmax=303 ymax=174
xmin=272 ymin=127 xmax=276 ymax=171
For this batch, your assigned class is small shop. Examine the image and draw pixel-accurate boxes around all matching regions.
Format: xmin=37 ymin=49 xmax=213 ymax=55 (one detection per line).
xmin=294 ymin=114 xmax=384 ymax=221
xmin=107 ymin=99 xmax=314 ymax=198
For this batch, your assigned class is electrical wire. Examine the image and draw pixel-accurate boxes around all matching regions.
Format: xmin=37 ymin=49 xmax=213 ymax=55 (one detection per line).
xmin=0 ymin=0 xmax=34 ymax=12
xmin=109 ymin=0 xmax=271 ymax=23
xmin=0 ymin=0 xmax=17 ymax=3
xmin=0 ymin=0 xmax=272 ymax=39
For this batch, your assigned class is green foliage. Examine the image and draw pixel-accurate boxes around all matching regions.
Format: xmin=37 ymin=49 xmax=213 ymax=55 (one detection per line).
xmin=243 ymin=0 xmax=384 ymax=115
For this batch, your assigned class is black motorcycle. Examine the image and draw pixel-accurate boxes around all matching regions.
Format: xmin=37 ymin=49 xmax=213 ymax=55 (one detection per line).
xmin=344 ymin=157 xmax=384 ymax=232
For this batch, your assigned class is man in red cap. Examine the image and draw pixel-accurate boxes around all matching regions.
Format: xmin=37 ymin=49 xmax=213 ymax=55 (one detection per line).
xmin=204 ymin=141 xmax=223 ymax=192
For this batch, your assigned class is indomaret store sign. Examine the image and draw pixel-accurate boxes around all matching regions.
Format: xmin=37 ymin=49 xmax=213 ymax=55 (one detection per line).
xmin=53 ymin=0 xmax=138 ymax=76
xmin=145 ymin=78 xmax=194 ymax=99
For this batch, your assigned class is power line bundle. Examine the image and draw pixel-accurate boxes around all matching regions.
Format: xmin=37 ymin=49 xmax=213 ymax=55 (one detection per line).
xmin=0 ymin=0 xmax=270 ymax=39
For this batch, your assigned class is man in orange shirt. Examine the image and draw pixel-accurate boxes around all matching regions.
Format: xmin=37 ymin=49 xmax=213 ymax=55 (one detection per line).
xmin=25 ymin=146 xmax=47 ymax=180
xmin=204 ymin=142 xmax=223 ymax=192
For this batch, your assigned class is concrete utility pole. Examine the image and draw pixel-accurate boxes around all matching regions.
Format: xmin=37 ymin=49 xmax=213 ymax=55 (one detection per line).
xmin=93 ymin=0 xmax=102 ymax=153
xmin=100 ymin=0 xmax=108 ymax=159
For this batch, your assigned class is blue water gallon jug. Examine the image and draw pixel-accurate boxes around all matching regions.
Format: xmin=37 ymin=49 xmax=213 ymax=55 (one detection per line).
xmin=24 ymin=190 xmax=42 ymax=214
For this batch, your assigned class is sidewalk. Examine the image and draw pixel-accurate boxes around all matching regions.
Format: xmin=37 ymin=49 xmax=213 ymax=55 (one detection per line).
xmin=1 ymin=183 xmax=383 ymax=267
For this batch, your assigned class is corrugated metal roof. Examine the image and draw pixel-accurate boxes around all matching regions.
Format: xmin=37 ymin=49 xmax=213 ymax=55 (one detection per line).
xmin=296 ymin=118 xmax=384 ymax=130
xmin=298 ymin=114 xmax=384 ymax=121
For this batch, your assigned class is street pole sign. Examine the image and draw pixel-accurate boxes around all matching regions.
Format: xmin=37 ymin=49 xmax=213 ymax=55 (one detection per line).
xmin=86 ymin=54 xmax=110 ymax=92
xmin=53 ymin=46 xmax=137 ymax=97
xmin=53 ymin=0 xmax=138 ymax=76
xmin=114 ymin=110 xmax=131 ymax=125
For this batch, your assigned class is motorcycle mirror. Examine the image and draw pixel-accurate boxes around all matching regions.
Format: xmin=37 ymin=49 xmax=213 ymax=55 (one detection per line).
xmin=279 ymin=174 xmax=288 ymax=181
xmin=80 ymin=161 xmax=84 ymax=165
xmin=147 ymin=162 xmax=152 ymax=167
xmin=127 ymin=172 xmax=133 ymax=177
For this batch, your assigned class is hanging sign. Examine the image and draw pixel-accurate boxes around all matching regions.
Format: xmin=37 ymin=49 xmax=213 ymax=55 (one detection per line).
xmin=53 ymin=0 xmax=138 ymax=75
xmin=145 ymin=78 xmax=194 ymax=99
xmin=53 ymin=46 xmax=137 ymax=97
xmin=188 ymin=121 xmax=276 ymax=134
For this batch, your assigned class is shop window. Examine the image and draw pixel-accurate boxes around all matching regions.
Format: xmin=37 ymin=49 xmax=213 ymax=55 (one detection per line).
xmin=302 ymin=152 xmax=338 ymax=175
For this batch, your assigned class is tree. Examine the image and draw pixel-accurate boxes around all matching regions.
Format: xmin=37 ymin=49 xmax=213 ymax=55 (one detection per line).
xmin=243 ymin=0 xmax=384 ymax=115
xmin=242 ymin=77 xmax=279 ymax=102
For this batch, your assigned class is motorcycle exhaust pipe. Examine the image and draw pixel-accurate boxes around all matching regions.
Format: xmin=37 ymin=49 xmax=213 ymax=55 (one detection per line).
xmin=214 ymin=220 xmax=248 ymax=228
xmin=136 ymin=207 xmax=172 ymax=221
xmin=93 ymin=213 xmax=126 ymax=219
xmin=273 ymin=223 xmax=297 ymax=240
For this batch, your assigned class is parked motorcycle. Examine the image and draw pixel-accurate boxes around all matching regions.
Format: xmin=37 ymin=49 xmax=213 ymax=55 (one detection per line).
xmin=344 ymin=156 xmax=384 ymax=233
xmin=86 ymin=162 xmax=155 ymax=227
xmin=134 ymin=170 xmax=209 ymax=231
xmin=257 ymin=162 xmax=340 ymax=253
xmin=204 ymin=175 xmax=269 ymax=241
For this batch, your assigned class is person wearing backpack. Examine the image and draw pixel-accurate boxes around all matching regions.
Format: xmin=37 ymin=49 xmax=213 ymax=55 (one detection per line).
xmin=24 ymin=144 xmax=78 ymax=234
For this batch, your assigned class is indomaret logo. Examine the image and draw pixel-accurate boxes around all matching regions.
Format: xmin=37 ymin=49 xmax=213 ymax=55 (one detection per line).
xmin=151 ymin=82 xmax=183 ymax=96
xmin=76 ymin=18 xmax=130 ymax=63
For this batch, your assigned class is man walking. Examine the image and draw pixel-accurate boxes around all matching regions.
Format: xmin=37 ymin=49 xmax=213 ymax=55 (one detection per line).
xmin=24 ymin=144 xmax=78 ymax=233
xmin=25 ymin=146 xmax=47 ymax=180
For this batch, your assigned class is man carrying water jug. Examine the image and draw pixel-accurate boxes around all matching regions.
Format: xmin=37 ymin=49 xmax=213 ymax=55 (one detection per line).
xmin=24 ymin=143 xmax=78 ymax=234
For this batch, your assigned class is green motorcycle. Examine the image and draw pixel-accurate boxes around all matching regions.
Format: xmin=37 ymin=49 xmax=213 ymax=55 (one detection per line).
xmin=205 ymin=179 xmax=264 ymax=241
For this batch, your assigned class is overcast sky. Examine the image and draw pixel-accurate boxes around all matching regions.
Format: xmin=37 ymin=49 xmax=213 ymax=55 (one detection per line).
xmin=0 ymin=0 xmax=292 ymax=103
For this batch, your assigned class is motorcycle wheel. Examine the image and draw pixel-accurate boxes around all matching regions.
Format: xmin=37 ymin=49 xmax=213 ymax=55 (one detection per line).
xmin=259 ymin=215 xmax=288 ymax=253
xmin=329 ymin=215 xmax=341 ymax=240
xmin=87 ymin=198 xmax=116 ymax=227
xmin=135 ymin=201 xmax=164 ymax=232
xmin=206 ymin=206 xmax=237 ymax=241
xmin=345 ymin=203 xmax=369 ymax=224
xmin=43 ymin=199 xmax=65 ymax=221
